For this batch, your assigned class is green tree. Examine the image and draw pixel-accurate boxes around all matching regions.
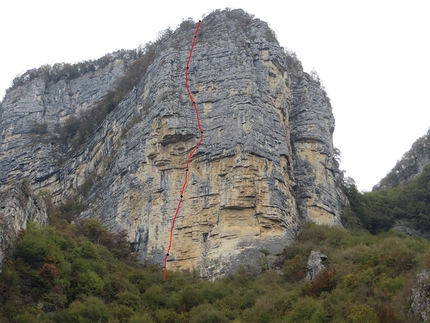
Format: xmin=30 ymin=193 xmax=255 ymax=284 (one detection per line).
xmin=189 ymin=304 xmax=228 ymax=323
xmin=348 ymin=304 xmax=378 ymax=323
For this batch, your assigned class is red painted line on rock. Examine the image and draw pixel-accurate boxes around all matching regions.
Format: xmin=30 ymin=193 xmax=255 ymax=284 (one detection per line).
xmin=164 ymin=20 xmax=202 ymax=281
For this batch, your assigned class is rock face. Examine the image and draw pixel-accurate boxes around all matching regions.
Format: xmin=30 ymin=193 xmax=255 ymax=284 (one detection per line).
xmin=0 ymin=184 xmax=48 ymax=265
xmin=393 ymin=223 xmax=430 ymax=240
xmin=0 ymin=58 xmax=127 ymax=189
xmin=0 ymin=9 xmax=346 ymax=277
xmin=305 ymin=251 xmax=327 ymax=281
xmin=410 ymin=270 xmax=430 ymax=322
xmin=290 ymin=70 xmax=344 ymax=226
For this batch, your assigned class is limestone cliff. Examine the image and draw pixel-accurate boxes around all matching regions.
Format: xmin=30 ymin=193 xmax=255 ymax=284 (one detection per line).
xmin=0 ymin=9 xmax=346 ymax=277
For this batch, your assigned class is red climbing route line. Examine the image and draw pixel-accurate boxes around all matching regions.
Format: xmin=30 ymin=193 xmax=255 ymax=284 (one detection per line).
xmin=164 ymin=20 xmax=202 ymax=281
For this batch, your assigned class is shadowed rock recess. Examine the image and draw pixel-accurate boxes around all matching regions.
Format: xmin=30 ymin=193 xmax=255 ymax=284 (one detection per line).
xmin=0 ymin=9 xmax=347 ymax=278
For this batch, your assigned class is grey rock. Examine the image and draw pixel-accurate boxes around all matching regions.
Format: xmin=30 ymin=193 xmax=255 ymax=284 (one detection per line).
xmin=0 ymin=184 xmax=48 ymax=269
xmin=305 ymin=250 xmax=327 ymax=281
xmin=0 ymin=59 xmax=126 ymax=190
xmin=290 ymin=71 xmax=344 ymax=226
xmin=0 ymin=9 xmax=347 ymax=278
xmin=393 ymin=223 xmax=430 ymax=240
xmin=410 ymin=270 xmax=430 ymax=322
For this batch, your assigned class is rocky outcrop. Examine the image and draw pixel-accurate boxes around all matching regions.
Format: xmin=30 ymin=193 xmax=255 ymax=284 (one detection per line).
xmin=0 ymin=183 xmax=48 ymax=267
xmin=393 ymin=223 xmax=430 ymax=240
xmin=290 ymin=70 xmax=344 ymax=225
xmin=410 ymin=270 xmax=430 ymax=322
xmin=305 ymin=250 xmax=327 ymax=281
xmin=375 ymin=128 xmax=430 ymax=190
xmin=0 ymin=9 xmax=347 ymax=278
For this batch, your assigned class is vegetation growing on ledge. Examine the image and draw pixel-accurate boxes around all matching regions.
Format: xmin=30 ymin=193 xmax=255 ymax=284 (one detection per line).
xmin=7 ymin=49 xmax=143 ymax=94
xmin=53 ymin=42 xmax=158 ymax=152
xmin=20 ymin=29 xmax=173 ymax=153
xmin=1 ymin=221 xmax=429 ymax=322
xmin=21 ymin=8 xmax=283 ymax=157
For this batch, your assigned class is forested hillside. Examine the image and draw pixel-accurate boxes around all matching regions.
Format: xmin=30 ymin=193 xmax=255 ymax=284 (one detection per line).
xmin=1 ymin=153 xmax=430 ymax=322
xmin=1 ymin=216 xmax=430 ymax=322
xmin=342 ymin=163 xmax=430 ymax=234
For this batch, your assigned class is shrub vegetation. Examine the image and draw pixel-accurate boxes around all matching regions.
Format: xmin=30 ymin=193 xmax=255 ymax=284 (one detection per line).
xmin=342 ymin=163 xmax=430 ymax=233
xmin=1 ymin=219 xmax=429 ymax=322
xmin=54 ymin=42 xmax=158 ymax=152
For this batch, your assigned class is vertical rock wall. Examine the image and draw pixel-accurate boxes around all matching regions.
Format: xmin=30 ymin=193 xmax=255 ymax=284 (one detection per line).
xmin=290 ymin=72 xmax=344 ymax=225
xmin=0 ymin=59 xmax=127 ymax=190
xmin=0 ymin=9 xmax=347 ymax=278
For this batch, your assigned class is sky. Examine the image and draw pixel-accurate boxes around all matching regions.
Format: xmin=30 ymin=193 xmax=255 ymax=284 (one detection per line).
xmin=1 ymin=0 xmax=429 ymax=191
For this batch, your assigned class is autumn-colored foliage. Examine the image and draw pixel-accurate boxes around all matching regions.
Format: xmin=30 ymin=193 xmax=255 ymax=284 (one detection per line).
xmin=2 ymin=221 xmax=430 ymax=322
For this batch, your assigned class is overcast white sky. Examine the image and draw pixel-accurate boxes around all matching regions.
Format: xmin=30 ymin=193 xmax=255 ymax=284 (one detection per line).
xmin=1 ymin=0 xmax=429 ymax=191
